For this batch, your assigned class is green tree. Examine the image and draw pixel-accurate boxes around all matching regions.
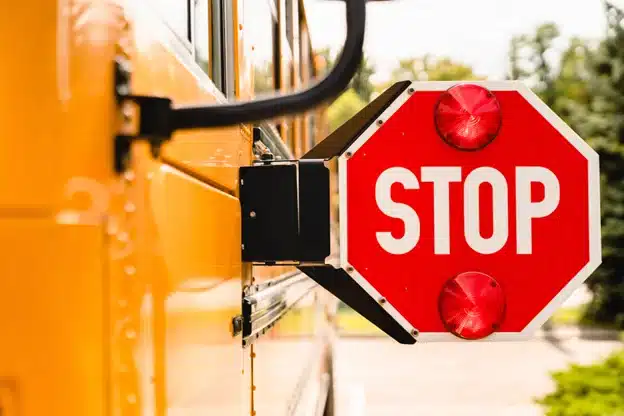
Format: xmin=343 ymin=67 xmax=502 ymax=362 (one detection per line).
xmin=381 ymin=56 xmax=481 ymax=92
xmin=253 ymin=61 xmax=275 ymax=94
xmin=317 ymin=48 xmax=375 ymax=102
xmin=390 ymin=57 xmax=428 ymax=81
xmin=327 ymin=88 xmax=366 ymax=133
xmin=576 ymin=1 xmax=624 ymax=327
xmin=532 ymin=23 xmax=560 ymax=108
xmin=425 ymin=57 xmax=483 ymax=81
xmin=536 ymin=349 xmax=624 ymax=415
xmin=316 ymin=47 xmax=334 ymax=75
xmin=508 ymin=35 xmax=530 ymax=81
xmin=514 ymin=6 xmax=624 ymax=327
xmin=509 ymin=23 xmax=560 ymax=108
xmin=351 ymin=54 xmax=375 ymax=102
xmin=551 ymin=37 xmax=593 ymax=123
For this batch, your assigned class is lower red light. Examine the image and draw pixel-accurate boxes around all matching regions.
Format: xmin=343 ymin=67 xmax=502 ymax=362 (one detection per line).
xmin=434 ymin=84 xmax=502 ymax=151
xmin=438 ymin=271 xmax=506 ymax=340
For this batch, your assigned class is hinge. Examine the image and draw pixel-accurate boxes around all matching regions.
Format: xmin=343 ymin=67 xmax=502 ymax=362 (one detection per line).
xmin=241 ymin=272 xmax=316 ymax=347
xmin=239 ymin=159 xmax=331 ymax=264
xmin=114 ymin=57 xmax=173 ymax=173
xmin=231 ymin=315 xmax=243 ymax=337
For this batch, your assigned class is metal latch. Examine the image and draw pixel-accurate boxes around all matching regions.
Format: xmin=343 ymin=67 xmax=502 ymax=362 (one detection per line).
xmin=114 ymin=57 xmax=173 ymax=172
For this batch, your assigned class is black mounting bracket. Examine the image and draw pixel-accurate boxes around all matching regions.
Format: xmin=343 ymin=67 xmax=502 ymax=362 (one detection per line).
xmin=239 ymin=159 xmax=330 ymax=264
xmin=114 ymin=57 xmax=174 ymax=172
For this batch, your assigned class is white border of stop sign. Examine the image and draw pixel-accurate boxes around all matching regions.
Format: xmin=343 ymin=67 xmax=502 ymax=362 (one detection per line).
xmin=337 ymin=81 xmax=601 ymax=342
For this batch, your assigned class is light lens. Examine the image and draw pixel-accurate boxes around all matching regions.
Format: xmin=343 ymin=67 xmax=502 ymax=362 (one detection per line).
xmin=434 ymin=84 xmax=502 ymax=150
xmin=438 ymin=271 xmax=505 ymax=340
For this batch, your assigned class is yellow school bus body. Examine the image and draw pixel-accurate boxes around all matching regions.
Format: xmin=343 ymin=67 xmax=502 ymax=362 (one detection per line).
xmin=0 ymin=0 xmax=332 ymax=415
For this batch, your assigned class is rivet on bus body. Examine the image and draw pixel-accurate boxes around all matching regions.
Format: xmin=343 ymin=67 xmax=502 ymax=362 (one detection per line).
xmin=124 ymin=202 xmax=136 ymax=213
xmin=123 ymin=170 xmax=135 ymax=182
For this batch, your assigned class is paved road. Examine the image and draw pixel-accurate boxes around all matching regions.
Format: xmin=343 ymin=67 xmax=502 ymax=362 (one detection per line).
xmin=333 ymin=337 xmax=622 ymax=416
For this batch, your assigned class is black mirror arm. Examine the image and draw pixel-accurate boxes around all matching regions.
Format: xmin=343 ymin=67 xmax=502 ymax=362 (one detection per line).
xmin=171 ymin=0 xmax=366 ymax=130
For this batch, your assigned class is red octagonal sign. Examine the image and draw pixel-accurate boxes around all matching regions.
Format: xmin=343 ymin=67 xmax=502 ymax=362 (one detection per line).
xmin=338 ymin=81 xmax=601 ymax=341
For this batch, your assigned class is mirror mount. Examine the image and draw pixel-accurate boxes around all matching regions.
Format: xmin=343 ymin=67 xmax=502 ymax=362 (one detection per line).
xmin=114 ymin=0 xmax=366 ymax=173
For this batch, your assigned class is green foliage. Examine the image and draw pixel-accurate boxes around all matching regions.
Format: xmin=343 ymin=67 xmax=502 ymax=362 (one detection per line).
xmin=580 ymin=1 xmax=624 ymax=328
xmin=508 ymin=22 xmax=561 ymax=107
xmin=389 ymin=56 xmax=482 ymax=83
xmin=510 ymin=3 xmax=624 ymax=328
xmin=536 ymin=349 xmax=624 ymax=416
xmin=319 ymin=48 xmax=376 ymax=103
xmin=253 ymin=61 xmax=275 ymax=94
xmin=327 ymin=88 xmax=366 ymax=133
xmin=550 ymin=305 xmax=586 ymax=326
xmin=351 ymin=55 xmax=376 ymax=102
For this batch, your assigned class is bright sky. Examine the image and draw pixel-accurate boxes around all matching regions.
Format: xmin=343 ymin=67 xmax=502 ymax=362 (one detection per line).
xmin=301 ymin=0 xmax=608 ymax=83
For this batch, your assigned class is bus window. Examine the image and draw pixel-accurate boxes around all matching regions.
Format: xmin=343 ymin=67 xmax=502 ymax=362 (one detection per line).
xmin=207 ymin=0 xmax=235 ymax=96
xmin=193 ymin=0 xmax=210 ymax=76
xmin=308 ymin=114 xmax=316 ymax=150
xmin=246 ymin=0 xmax=278 ymax=94
xmin=285 ymin=0 xmax=294 ymax=54
xmin=155 ymin=0 xmax=191 ymax=45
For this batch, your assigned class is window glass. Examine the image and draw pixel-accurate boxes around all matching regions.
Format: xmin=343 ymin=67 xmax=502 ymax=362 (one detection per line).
xmin=155 ymin=0 xmax=190 ymax=43
xmin=285 ymin=121 xmax=294 ymax=151
xmin=307 ymin=114 xmax=316 ymax=150
xmin=285 ymin=0 xmax=294 ymax=52
xmin=194 ymin=0 xmax=210 ymax=75
xmin=245 ymin=0 xmax=278 ymax=94
xmin=211 ymin=0 xmax=224 ymax=91
xmin=283 ymin=49 xmax=292 ymax=91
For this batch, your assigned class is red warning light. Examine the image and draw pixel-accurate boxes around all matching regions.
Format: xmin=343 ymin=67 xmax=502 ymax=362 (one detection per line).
xmin=438 ymin=271 xmax=506 ymax=340
xmin=434 ymin=84 xmax=502 ymax=151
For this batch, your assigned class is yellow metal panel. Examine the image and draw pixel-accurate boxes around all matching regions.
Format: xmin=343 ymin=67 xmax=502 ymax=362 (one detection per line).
xmin=146 ymin=160 xmax=245 ymax=414
xmin=149 ymin=163 xmax=241 ymax=290
xmin=0 ymin=2 xmax=116 ymax=211
xmin=0 ymin=219 xmax=106 ymax=416
xmin=252 ymin=288 xmax=329 ymax=416
xmin=129 ymin=4 xmax=251 ymax=194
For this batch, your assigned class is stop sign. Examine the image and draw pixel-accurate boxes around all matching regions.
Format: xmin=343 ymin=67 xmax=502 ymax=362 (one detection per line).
xmin=338 ymin=81 xmax=601 ymax=341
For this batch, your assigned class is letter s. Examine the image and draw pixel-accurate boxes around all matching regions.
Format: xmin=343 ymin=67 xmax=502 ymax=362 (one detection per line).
xmin=375 ymin=167 xmax=420 ymax=255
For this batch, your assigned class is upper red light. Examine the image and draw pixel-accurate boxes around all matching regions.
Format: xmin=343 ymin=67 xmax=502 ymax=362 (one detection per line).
xmin=434 ymin=84 xmax=502 ymax=151
xmin=438 ymin=271 xmax=506 ymax=340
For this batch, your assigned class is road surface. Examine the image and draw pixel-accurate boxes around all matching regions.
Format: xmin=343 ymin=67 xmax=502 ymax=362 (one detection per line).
xmin=333 ymin=336 xmax=622 ymax=416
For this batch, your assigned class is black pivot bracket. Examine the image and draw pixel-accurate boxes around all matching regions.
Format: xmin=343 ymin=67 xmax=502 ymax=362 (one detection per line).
xmin=114 ymin=57 xmax=174 ymax=172
xmin=239 ymin=159 xmax=330 ymax=264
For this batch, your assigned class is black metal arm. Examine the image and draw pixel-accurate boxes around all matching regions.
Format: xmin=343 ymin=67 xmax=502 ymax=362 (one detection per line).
xmin=171 ymin=0 xmax=365 ymax=129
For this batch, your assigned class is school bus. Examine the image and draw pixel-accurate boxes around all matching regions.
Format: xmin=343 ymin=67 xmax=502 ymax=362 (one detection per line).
xmin=0 ymin=0 xmax=365 ymax=415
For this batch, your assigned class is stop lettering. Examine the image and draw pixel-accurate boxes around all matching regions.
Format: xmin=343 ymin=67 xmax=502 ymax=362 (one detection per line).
xmin=375 ymin=166 xmax=560 ymax=256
